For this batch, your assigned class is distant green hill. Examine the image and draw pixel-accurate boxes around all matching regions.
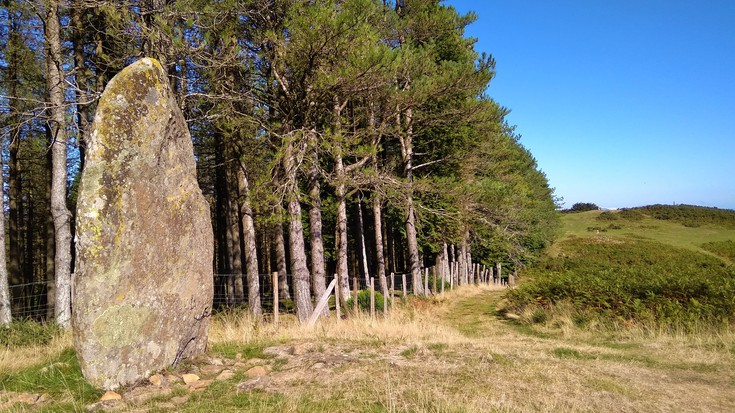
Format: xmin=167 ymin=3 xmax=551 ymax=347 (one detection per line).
xmin=554 ymin=205 xmax=735 ymax=264
xmin=626 ymin=204 xmax=735 ymax=229
xmin=507 ymin=205 xmax=735 ymax=331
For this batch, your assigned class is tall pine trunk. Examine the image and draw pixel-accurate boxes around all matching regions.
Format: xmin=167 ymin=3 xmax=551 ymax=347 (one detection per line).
xmin=236 ymin=162 xmax=261 ymax=317
xmin=274 ymin=217 xmax=290 ymax=300
xmin=333 ymin=158 xmax=351 ymax=299
xmin=46 ymin=0 xmax=73 ymax=328
xmin=227 ymin=188 xmax=245 ymax=304
xmin=307 ymin=136 xmax=328 ymax=317
xmin=214 ymin=133 xmax=231 ymax=305
xmin=282 ymin=139 xmax=313 ymax=322
xmin=332 ymin=97 xmax=352 ymax=301
xmin=399 ymin=103 xmax=423 ymax=295
xmin=372 ymin=195 xmax=388 ymax=296
xmin=7 ymin=33 xmax=21 ymax=289
xmin=0 ymin=153 xmax=11 ymax=325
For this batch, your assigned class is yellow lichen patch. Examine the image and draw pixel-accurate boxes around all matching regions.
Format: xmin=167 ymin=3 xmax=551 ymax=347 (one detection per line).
xmin=92 ymin=305 xmax=152 ymax=348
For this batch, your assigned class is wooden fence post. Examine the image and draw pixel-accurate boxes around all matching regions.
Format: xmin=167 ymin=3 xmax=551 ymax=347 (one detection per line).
xmin=334 ymin=274 xmax=340 ymax=321
xmin=449 ymin=262 xmax=454 ymax=290
xmin=432 ymin=266 xmax=437 ymax=294
xmin=353 ymin=276 xmax=359 ymax=314
xmin=441 ymin=259 xmax=446 ymax=294
xmin=370 ymin=277 xmax=375 ymax=319
xmin=383 ymin=283 xmax=388 ymax=316
xmin=306 ymin=278 xmax=337 ymax=327
xmin=390 ymin=272 xmax=396 ymax=310
xmin=402 ymin=273 xmax=407 ymax=298
xmin=424 ymin=267 xmax=429 ymax=297
xmin=272 ymin=271 xmax=279 ymax=328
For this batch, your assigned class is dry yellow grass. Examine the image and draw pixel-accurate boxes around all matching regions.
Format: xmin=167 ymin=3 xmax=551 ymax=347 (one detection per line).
xmin=3 ymin=285 xmax=733 ymax=412
xmin=209 ymin=285 xmax=735 ymax=413
xmin=0 ymin=332 xmax=71 ymax=373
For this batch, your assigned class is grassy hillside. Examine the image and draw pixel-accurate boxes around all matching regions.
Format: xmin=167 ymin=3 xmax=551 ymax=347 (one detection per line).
xmin=509 ymin=205 xmax=735 ymax=332
xmin=551 ymin=207 xmax=735 ymax=264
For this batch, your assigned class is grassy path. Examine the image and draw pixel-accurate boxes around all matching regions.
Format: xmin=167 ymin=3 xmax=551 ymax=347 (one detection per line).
xmin=2 ymin=287 xmax=734 ymax=412
xmin=435 ymin=287 xmax=735 ymax=412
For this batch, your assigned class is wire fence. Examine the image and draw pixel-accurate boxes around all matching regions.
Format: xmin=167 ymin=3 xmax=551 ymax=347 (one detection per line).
xmin=7 ymin=281 xmax=54 ymax=321
xmin=4 ymin=262 xmax=512 ymax=324
xmin=3 ymin=273 xmax=413 ymax=322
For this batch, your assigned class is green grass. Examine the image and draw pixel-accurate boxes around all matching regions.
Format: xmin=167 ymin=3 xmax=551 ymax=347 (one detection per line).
xmin=553 ymin=209 xmax=735 ymax=261
xmin=0 ymin=348 xmax=101 ymax=409
xmin=552 ymin=347 xmax=587 ymax=359
xmin=400 ymin=345 xmax=419 ymax=358
xmin=1 ymin=321 xmax=62 ymax=348
xmin=210 ymin=341 xmax=271 ymax=360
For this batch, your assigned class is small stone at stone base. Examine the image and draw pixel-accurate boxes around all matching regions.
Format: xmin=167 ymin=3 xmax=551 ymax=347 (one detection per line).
xmin=166 ymin=374 xmax=182 ymax=384
xmin=200 ymin=364 xmax=225 ymax=376
xmin=290 ymin=343 xmax=310 ymax=355
xmin=187 ymin=379 xmax=212 ymax=392
xmin=149 ymin=373 xmax=163 ymax=387
xmin=263 ymin=346 xmax=290 ymax=357
xmin=100 ymin=391 xmax=122 ymax=401
xmin=182 ymin=373 xmax=200 ymax=384
xmin=245 ymin=366 xmax=268 ymax=378
xmin=15 ymin=393 xmax=41 ymax=404
xmin=236 ymin=377 xmax=270 ymax=392
xmin=311 ymin=362 xmax=328 ymax=370
xmin=37 ymin=394 xmax=52 ymax=404
xmin=86 ymin=399 xmax=125 ymax=412
xmin=125 ymin=386 xmax=171 ymax=405
xmin=215 ymin=370 xmax=235 ymax=381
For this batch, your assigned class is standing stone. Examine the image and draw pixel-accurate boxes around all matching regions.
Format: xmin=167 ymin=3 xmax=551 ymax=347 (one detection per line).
xmin=73 ymin=58 xmax=213 ymax=390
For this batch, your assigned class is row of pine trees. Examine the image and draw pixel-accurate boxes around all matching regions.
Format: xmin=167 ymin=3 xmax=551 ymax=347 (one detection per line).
xmin=0 ymin=0 xmax=559 ymax=326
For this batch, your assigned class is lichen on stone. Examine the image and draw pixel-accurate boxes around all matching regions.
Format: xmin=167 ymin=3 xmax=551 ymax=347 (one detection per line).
xmin=92 ymin=305 xmax=152 ymax=348
xmin=73 ymin=57 xmax=213 ymax=390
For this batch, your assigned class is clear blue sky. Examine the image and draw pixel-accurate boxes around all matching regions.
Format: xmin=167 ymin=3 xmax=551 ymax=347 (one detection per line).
xmin=447 ymin=0 xmax=735 ymax=210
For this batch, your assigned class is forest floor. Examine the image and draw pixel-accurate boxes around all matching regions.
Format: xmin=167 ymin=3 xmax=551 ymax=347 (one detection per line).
xmin=2 ymin=284 xmax=734 ymax=412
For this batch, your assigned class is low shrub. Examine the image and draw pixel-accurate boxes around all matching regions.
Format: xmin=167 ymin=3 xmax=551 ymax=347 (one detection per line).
xmin=564 ymin=202 xmax=599 ymax=213
xmin=701 ymin=240 xmax=735 ymax=262
xmin=596 ymin=211 xmax=618 ymax=221
xmin=506 ymin=238 xmax=735 ymax=331
xmin=618 ymin=209 xmax=645 ymax=221
xmin=428 ymin=275 xmax=451 ymax=292
xmin=345 ymin=289 xmax=386 ymax=313
xmin=636 ymin=204 xmax=735 ymax=228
